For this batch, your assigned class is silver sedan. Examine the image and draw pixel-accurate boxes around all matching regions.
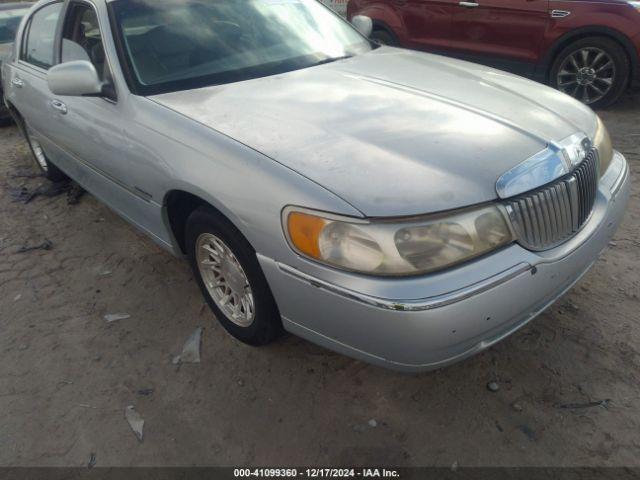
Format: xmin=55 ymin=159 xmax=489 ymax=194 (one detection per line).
xmin=3 ymin=0 xmax=630 ymax=371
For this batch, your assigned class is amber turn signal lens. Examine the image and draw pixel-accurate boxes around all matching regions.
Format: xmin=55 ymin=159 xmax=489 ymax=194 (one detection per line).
xmin=287 ymin=212 xmax=327 ymax=259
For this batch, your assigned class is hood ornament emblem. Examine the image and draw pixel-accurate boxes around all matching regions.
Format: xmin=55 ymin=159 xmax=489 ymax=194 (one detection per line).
xmin=496 ymin=132 xmax=591 ymax=199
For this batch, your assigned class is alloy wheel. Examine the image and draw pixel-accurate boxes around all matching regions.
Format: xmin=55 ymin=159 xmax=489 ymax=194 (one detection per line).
xmin=26 ymin=127 xmax=49 ymax=172
xmin=196 ymin=233 xmax=255 ymax=327
xmin=556 ymin=47 xmax=615 ymax=105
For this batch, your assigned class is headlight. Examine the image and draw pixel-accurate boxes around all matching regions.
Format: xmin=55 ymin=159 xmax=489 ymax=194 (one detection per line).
xmin=594 ymin=116 xmax=613 ymax=175
xmin=284 ymin=206 xmax=514 ymax=276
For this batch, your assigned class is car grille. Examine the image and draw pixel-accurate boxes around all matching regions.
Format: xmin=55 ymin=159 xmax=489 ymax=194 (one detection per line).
xmin=505 ymin=149 xmax=599 ymax=251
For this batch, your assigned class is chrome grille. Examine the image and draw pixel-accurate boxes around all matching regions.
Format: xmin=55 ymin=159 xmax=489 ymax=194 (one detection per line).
xmin=505 ymin=149 xmax=599 ymax=251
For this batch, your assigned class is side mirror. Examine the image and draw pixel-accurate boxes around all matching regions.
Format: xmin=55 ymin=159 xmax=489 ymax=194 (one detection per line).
xmin=351 ymin=15 xmax=373 ymax=38
xmin=47 ymin=60 xmax=103 ymax=97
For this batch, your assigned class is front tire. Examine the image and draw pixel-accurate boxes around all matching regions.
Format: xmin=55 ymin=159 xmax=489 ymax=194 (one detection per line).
xmin=24 ymin=125 xmax=68 ymax=182
xmin=550 ymin=36 xmax=630 ymax=109
xmin=186 ymin=206 xmax=283 ymax=346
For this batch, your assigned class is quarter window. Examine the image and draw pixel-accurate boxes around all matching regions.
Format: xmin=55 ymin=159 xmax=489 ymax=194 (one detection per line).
xmin=23 ymin=3 xmax=63 ymax=69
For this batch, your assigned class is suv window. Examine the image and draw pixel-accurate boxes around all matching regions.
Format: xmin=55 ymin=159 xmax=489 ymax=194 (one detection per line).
xmin=22 ymin=2 xmax=63 ymax=69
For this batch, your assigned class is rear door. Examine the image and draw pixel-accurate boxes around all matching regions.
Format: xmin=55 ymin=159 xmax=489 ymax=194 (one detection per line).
xmin=8 ymin=1 xmax=69 ymax=168
xmin=399 ymin=0 xmax=457 ymax=53
xmin=449 ymin=0 xmax=550 ymax=76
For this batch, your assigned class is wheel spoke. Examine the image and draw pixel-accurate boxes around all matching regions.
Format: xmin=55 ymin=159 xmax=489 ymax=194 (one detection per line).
xmin=596 ymin=60 xmax=613 ymax=73
xmin=595 ymin=76 xmax=613 ymax=86
xmin=580 ymin=49 xmax=589 ymax=67
xmin=202 ymin=244 xmax=220 ymax=259
xmin=569 ymin=55 xmax=580 ymax=71
xmin=588 ymin=83 xmax=605 ymax=97
xmin=590 ymin=51 xmax=605 ymax=69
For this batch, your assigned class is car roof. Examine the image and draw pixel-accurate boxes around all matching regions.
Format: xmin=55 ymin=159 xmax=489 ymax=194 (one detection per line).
xmin=0 ymin=2 xmax=32 ymax=10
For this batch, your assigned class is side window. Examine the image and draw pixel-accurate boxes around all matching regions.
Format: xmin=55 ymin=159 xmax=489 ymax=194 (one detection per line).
xmin=22 ymin=3 xmax=63 ymax=69
xmin=62 ymin=3 xmax=109 ymax=81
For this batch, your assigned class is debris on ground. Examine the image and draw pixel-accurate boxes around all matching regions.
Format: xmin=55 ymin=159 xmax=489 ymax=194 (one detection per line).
xmin=173 ymin=327 xmax=203 ymax=364
xmin=487 ymin=381 xmax=500 ymax=392
xmin=137 ymin=388 xmax=154 ymax=397
xmin=16 ymin=239 xmax=53 ymax=254
xmin=609 ymin=241 xmax=618 ymax=247
xmin=13 ymin=294 xmax=21 ymax=302
xmin=8 ymin=180 xmax=85 ymax=205
xmin=87 ymin=453 xmax=96 ymax=469
xmin=10 ymin=168 xmax=43 ymax=179
xmin=125 ymin=405 xmax=144 ymax=442
xmin=556 ymin=399 xmax=611 ymax=410
xmin=99 ymin=270 xmax=113 ymax=277
xmin=511 ymin=402 xmax=524 ymax=412
xmin=66 ymin=183 xmax=85 ymax=205
xmin=368 ymin=419 xmax=378 ymax=428
xmin=104 ymin=313 xmax=131 ymax=323
xmin=517 ymin=425 xmax=537 ymax=442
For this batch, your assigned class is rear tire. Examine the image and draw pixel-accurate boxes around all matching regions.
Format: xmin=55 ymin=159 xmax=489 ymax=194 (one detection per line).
xmin=24 ymin=125 xmax=68 ymax=182
xmin=550 ymin=36 xmax=630 ymax=109
xmin=186 ymin=206 xmax=283 ymax=346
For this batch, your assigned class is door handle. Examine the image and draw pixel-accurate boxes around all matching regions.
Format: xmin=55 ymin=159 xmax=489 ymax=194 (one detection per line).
xmin=11 ymin=77 xmax=24 ymax=88
xmin=459 ymin=1 xmax=480 ymax=7
xmin=51 ymin=99 xmax=68 ymax=114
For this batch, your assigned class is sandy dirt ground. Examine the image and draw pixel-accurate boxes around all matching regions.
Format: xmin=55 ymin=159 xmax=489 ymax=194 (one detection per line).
xmin=0 ymin=94 xmax=639 ymax=468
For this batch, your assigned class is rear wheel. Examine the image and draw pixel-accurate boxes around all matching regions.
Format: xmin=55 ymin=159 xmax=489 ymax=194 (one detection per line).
xmin=24 ymin=125 xmax=68 ymax=182
xmin=186 ymin=206 xmax=283 ymax=346
xmin=550 ymin=37 xmax=630 ymax=109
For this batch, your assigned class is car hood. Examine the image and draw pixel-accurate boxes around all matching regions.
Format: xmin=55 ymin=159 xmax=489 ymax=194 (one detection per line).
xmin=151 ymin=47 xmax=598 ymax=217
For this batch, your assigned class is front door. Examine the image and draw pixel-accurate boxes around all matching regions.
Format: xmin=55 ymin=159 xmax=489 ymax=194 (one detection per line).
xmin=46 ymin=1 xmax=166 ymax=241
xmin=399 ymin=0 xmax=457 ymax=54
xmin=449 ymin=0 xmax=550 ymax=76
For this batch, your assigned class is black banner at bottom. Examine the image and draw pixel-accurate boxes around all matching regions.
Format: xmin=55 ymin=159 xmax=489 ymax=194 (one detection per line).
xmin=0 ymin=468 xmax=639 ymax=480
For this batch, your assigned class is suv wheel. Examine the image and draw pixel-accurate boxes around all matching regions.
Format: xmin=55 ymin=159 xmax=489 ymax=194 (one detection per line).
xmin=24 ymin=125 xmax=68 ymax=182
xmin=550 ymin=37 xmax=630 ymax=109
xmin=186 ymin=206 xmax=283 ymax=346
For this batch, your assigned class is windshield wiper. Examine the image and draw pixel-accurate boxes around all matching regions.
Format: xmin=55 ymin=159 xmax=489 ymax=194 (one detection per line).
xmin=311 ymin=55 xmax=353 ymax=67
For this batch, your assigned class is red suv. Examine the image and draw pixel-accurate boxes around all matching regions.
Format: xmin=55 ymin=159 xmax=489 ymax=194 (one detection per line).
xmin=347 ymin=0 xmax=640 ymax=108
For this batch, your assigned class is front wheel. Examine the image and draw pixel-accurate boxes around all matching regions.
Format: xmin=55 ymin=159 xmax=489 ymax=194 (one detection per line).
xmin=550 ymin=37 xmax=630 ymax=109
xmin=186 ymin=206 xmax=283 ymax=346
xmin=24 ymin=125 xmax=68 ymax=182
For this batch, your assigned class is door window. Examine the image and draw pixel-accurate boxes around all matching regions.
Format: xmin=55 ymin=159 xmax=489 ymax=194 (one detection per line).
xmin=61 ymin=3 xmax=109 ymax=81
xmin=22 ymin=2 xmax=63 ymax=69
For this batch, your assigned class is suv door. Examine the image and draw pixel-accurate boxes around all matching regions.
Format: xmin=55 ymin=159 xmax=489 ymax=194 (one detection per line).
xmin=400 ymin=0 xmax=457 ymax=53
xmin=449 ymin=0 xmax=550 ymax=76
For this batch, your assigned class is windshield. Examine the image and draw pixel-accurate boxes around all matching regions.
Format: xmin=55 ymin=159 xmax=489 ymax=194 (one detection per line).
xmin=110 ymin=0 xmax=372 ymax=95
xmin=0 ymin=7 xmax=29 ymax=44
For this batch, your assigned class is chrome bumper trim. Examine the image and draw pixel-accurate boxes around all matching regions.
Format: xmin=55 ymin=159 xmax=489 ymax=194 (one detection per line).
xmin=277 ymin=262 xmax=532 ymax=312
xmin=610 ymin=151 xmax=629 ymax=197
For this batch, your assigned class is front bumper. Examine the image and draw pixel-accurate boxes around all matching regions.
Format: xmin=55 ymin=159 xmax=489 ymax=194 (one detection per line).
xmin=259 ymin=152 xmax=631 ymax=372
